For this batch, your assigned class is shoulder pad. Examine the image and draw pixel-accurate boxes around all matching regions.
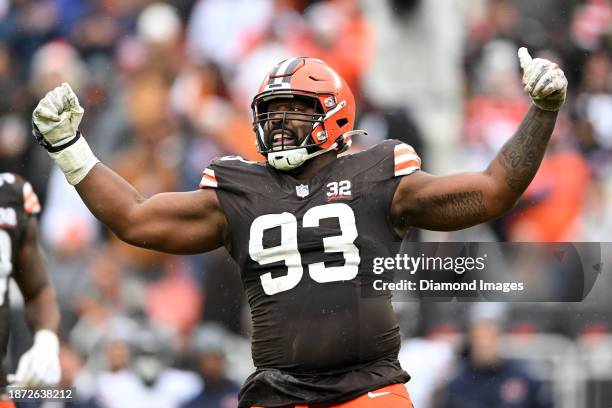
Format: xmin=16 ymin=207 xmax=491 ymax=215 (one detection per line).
xmin=0 ymin=173 xmax=41 ymax=215
xmin=199 ymin=156 xmax=266 ymax=194
xmin=350 ymin=140 xmax=421 ymax=180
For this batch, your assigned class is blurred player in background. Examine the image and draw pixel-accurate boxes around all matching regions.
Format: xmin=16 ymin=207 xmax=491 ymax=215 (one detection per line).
xmin=0 ymin=173 xmax=60 ymax=403
xmin=30 ymin=48 xmax=566 ymax=407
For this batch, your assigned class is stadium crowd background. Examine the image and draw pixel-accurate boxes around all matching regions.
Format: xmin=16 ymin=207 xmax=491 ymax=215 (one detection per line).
xmin=1 ymin=0 xmax=612 ymax=407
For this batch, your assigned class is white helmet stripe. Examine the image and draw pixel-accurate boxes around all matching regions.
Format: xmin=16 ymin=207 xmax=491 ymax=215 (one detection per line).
xmin=281 ymin=58 xmax=303 ymax=83
xmin=272 ymin=58 xmax=293 ymax=86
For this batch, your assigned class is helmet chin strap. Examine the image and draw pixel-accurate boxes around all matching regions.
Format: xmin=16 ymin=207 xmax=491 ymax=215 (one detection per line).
xmin=267 ymin=143 xmax=337 ymax=171
xmin=267 ymin=130 xmax=366 ymax=171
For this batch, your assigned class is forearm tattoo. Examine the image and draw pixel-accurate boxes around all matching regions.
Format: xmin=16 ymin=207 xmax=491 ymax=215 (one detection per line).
xmin=497 ymin=106 xmax=558 ymax=192
xmin=416 ymin=191 xmax=486 ymax=220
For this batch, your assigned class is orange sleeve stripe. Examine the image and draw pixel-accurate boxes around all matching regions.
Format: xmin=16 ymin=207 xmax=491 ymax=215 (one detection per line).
xmin=395 ymin=154 xmax=421 ymax=166
xmin=22 ymin=182 xmax=41 ymax=214
xmin=24 ymin=192 xmax=38 ymax=207
xmin=25 ymin=195 xmax=39 ymax=207
xmin=24 ymin=203 xmax=41 ymax=214
xmin=395 ymin=160 xmax=421 ymax=172
xmin=202 ymin=173 xmax=217 ymax=183
xmin=394 ymin=148 xmax=416 ymax=157
xmin=199 ymin=169 xmax=218 ymax=189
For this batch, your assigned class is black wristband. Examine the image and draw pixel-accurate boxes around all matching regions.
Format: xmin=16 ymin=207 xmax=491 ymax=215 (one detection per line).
xmin=32 ymin=120 xmax=81 ymax=153
xmin=46 ymin=131 xmax=82 ymax=153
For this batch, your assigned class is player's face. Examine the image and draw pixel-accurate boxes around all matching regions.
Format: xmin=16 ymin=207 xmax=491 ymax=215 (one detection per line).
xmin=264 ymin=98 xmax=318 ymax=150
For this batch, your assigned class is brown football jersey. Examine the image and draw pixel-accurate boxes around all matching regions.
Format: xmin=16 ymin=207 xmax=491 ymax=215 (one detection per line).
xmin=200 ymin=140 xmax=421 ymax=406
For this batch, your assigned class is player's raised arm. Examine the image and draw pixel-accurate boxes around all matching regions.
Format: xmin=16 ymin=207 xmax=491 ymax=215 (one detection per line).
xmin=32 ymin=84 xmax=227 ymax=255
xmin=391 ymin=48 xmax=568 ymax=232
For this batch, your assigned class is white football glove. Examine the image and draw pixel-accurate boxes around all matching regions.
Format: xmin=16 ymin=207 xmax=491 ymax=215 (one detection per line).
xmin=32 ymin=83 xmax=99 ymax=185
xmin=7 ymin=330 xmax=61 ymax=387
xmin=32 ymin=83 xmax=83 ymax=147
xmin=518 ymin=47 xmax=568 ymax=112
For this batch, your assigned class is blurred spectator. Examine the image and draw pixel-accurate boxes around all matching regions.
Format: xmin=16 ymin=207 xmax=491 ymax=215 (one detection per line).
xmin=78 ymin=246 xmax=146 ymax=318
xmin=136 ymin=2 xmax=185 ymax=80
xmin=399 ymin=336 xmax=454 ymax=408
xmin=108 ymin=71 xmax=181 ymax=271
xmin=570 ymin=0 xmax=612 ymax=52
xmin=0 ymin=42 xmax=23 ymax=114
xmin=93 ymin=326 xmax=201 ymax=408
xmin=146 ymin=261 xmax=203 ymax=337
xmin=286 ymin=0 xmax=375 ymax=98
xmin=51 ymin=344 xmax=100 ymax=408
xmin=580 ymin=176 xmax=612 ymax=240
xmin=69 ymin=0 xmax=137 ymax=59
xmin=465 ymin=0 xmax=549 ymax=84
xmin=1 ymin=0 xmax=60 ymax=78
xmin=229 ymin=3 xmax=296 ymax=112
xmin=181 ymin=324 xmax=240 ymax=408
xmin=462 ymin=40 xmax=529 ymax=172
xmin=574 ymin=50 xmax=612 ymax=176
xmin=29 ymin=40 xmax=88 ymax=95
xmin=70 ymin=315 xmax=137 ymax=373
xmin=41 ymin=167 xmax=99 ymax=256
xmin=356 ymin=103 xmax=424 ymax=156
xmin=434 ymin=304 xmax=553 ymax=408
xmin=232 ymin=0 xmax=374 ymax=108
xmin=171 ymin=60 xmax=259 ymax=162
xmin=186 ymin=0 xmax=273 ymax=66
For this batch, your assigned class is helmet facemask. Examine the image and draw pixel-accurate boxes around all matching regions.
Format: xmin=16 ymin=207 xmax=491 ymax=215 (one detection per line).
xmin=252 ymin=93 xmax=333 ymax=170
xmin=253 ymin=94 xmax=325 ymax=152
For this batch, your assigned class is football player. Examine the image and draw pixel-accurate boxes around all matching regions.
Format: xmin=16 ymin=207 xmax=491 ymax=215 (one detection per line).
xmin=0 ymin=173 xmax=61 ymax=404
xmin=31 ymin=48 xmax=566 ymax=408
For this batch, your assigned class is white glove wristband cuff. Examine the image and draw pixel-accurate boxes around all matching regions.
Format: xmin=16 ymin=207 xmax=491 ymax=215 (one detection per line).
xmin=49 ymin=136 xmax=100 ymax=185
xmin=33 ymin=330 xmax=59 ymax=354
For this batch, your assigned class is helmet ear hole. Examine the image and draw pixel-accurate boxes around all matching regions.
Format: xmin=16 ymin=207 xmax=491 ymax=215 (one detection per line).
xmin=336 ymin=118 xmax=348 ymax=128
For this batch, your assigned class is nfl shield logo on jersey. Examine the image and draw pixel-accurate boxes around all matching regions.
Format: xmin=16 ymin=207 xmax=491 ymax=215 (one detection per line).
xmin=296 ymin=184 xmax=309 ymax=198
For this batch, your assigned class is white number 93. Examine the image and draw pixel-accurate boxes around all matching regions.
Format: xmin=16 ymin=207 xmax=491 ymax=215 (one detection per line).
xmin=249 ymin=203 xmax=360 ymax=295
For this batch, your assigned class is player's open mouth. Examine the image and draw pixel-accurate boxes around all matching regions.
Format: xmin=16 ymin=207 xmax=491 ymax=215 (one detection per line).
xmin=271 ymin=131 xmax=297 ymax=149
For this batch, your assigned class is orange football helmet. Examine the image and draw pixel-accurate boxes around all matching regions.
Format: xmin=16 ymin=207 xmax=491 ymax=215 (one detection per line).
xmin=251 ymin=57 xmax=365 ymax=170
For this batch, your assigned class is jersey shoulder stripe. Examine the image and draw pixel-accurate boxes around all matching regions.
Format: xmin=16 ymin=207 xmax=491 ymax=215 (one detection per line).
xmin=22 ymin=181 xmax=41 ymax=215
xmin=199 ymin=168 xmax=218 ymax=189
xmin=393 ymin=143 xmax=421 ymax=177
xmin=198 ymin=156 xmax=266 ymax=193
xmin=0 ymin=173 xmax=41 ymax=215
xmin=336 ymin=139 xmax=421 ymax=182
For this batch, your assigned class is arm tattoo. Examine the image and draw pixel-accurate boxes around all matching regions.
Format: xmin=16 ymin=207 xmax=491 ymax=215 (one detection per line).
xmin=416 ymin=191 xmax=486 ymax=220
xmin=496 ymin=106 xmax=558 ymax=192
